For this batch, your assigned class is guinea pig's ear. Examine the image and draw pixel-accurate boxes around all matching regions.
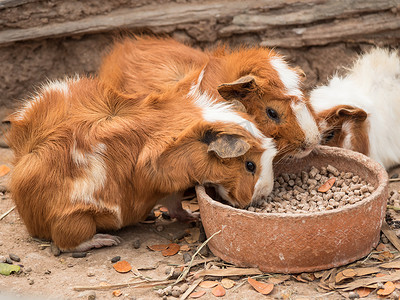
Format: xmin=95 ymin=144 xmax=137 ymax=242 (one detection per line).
xmin=217 ymin=76 xmax=257 ymax=101
xmin=336 ymin=106 xmax=368 ymax=122
xmin=206 ymin=133 xmax=251 ymax=159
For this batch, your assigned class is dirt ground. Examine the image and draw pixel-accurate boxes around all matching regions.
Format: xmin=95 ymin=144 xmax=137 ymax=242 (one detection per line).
xmin=1 ymin=145 xmax=400 ymax=300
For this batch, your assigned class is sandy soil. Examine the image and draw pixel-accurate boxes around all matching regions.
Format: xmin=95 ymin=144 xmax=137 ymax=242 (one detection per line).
xmin=1 ymin=145 xmax=400 ymax=300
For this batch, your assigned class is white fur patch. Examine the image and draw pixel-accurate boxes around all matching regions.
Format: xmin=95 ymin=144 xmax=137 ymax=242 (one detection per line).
xmin=291 ymin=102 xmax=320 ymax=147
xmin=70 ymin=143 xmax=122 ymax=224
xmin=70 ymin=143 xmax=107 ymax=204
xmin=71 ymin=140 xmax=88 ymax=166
xmin=14 ymin=76 xmax=80 ymax=121
xmin=188 ymin=68 xmax=205 ymax=97
xmin=341 ymin=121 xmax=353 ymax=150
xmin=270 ymin=57 xmax=303 ymax=98
xmin=252 ymin=139 xmax=277 ymax=202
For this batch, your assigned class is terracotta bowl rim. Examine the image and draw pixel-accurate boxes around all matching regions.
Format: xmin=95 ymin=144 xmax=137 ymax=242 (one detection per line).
xmin=197 ymin=145 xmax=388 ymax=219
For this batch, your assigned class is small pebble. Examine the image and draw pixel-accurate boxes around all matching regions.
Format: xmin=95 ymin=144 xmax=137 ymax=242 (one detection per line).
xmin=87 ymin=272 xmax=95 ymax=277
xmin=26 ymin=267 xmax=32 ymax=272
xmin=198 ymin=245 xmax=209 ymax=257
xmin=132 ymin=238 xmax=141 ymax=249
xmin=348 ymin=291 xmax=359 ymax=299
xmin=87 ymin=291 xmax=96 ymax=300
xmin=183 ymin=252 xmax=191 ymax=264
xmin=5 ymin=257 xmax=13 ymax=264
xmin=156 ymin=225 xmax=164 ymax=232
xmin=0 ymin=255 xmax=6 ymax=263
xmin=29 ymin=279 xmax=34 ymax=285
xmin=155 ymin=289 xmax=164 ymax=297
xmin=44 ymin=270 xmax=51 ymax=275
xmin=9 ymin=254 xmax=20 ymax=262
xmin=111 ymin=256 xmax=121 ymax=263
xmin=171 ymin=290 xmax=181 ymax=297
xmin=164 ymin=266 xmax=173 ymax=275
xmin=179 ymin=283 xmax=189 ymax=294
xmin=72 ymin=252 xmax=87 ymax=258
xmin=163 ymin=285 xmax=172 ymax=296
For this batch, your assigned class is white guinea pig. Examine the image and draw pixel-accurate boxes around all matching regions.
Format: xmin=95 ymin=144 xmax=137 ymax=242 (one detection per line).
xmin=310 ymin=48 xmax=400 ymax=170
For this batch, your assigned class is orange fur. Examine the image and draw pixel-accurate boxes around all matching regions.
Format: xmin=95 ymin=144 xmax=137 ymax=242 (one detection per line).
xmin=98 ymin=36 xmax=319 ymax=160
xmin=8 ymin=77 xmax=269 ymax=251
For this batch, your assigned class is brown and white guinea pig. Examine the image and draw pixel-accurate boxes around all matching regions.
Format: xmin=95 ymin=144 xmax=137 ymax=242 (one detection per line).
xmin=7 ymin=75 xmax=276 ymax=252
xmin=98 ymin=36 xmax=320 ymax=160
xmin=310 ymin=48 xmax=400 ymax=170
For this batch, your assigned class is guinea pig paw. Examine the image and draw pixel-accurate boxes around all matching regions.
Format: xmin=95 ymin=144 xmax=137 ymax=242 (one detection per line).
xmin=73 ymin=234 xmax=122 ymax=252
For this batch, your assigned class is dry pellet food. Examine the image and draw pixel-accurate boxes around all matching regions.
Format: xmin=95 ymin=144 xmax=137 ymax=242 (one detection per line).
xmin=247 ymin=165 xmax=375 ymax=214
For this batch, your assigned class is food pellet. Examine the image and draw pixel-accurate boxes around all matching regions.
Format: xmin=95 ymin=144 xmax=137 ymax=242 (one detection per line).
xmin=247 ymin=165 xmax=375 ymax=214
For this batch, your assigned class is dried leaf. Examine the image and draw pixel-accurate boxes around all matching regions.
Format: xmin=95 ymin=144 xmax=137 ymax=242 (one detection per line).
xmin=195 ymin=267 xmax=262 ymax=278
xmin=295 ymin=274 xmax=308 ymax=283
xmin=0 ymin=263 xmax=20 ymax=276
xmin=113 ymin=260 xmax=132 ymax=273
xmin=147 ymin=244 xmax=169 ymax=251
xmin=313 ymin=271 xmax=325 ymax=279
xmin=248 ymin=277 xmax=274 ymax=295
xmin=342 ymin=269 xmax=357 ymax=278
xmin=382 ymin=221 xmax=400 ymax=253
xmin=335 ymin=271 xmax=347 ymax=284
xmin=199 ymin=281 xmax=219 ymax=288
xmin=336 ymin=270 xmax=400 ymax=291
xmin=189 ymin=203 xmax=200 ymax=212
xmin=376 ymin=243 xmax=388 ymax=251
xmin=162 ymin=243 xmax=180 ymax=257
xmin=353 ymin=267 xmax=381 ymax=276
xmin=182 ymin=201 xmax=200 ymax=212
xmin=268 ymin=275 xmax=290 ymax=284
xmin=394 ymin=280 xmax=400 ymax=289
xmin=0 ymin=165 xmax=10 ymax=177
xmin=159 ymin=206 xmax=169 ymax=212
xmin=377 ymin=281 xmax=395 ymax=296
xmin=112 ymin=289 xmax=122 ymax=297
xmin=300 ymin=273 xmax=315 ymax=281
xmin=221 ymin=278 xmax=235 ymax=289
xmin=318 ymin=177 xmax=336 ymax=193
xmin=380 ymin=251 xmax=394 ymax=260
xmin=212 ymin=284 xmax=226 ymax=297
xmin=189 ymin=290 xmax=206 ymax=298
xmin=185 ymin=228 xmax=200 ymax=244
xmin=380 ymin=261 xmax=400 ymax=269
xmin=356 ymin=287 xmax=371 ymax=298
xmin=180 ymin=245 xmax=191 ymax=252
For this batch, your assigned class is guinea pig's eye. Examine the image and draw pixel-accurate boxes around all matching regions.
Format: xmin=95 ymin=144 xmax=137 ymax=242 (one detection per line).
xmin=323 ymin=130 xmax=335 ymax=143
xmin=266 ymin=107 xmax=280 ymax=123
xmin=245 ymin=161 xmax=256 ymax=174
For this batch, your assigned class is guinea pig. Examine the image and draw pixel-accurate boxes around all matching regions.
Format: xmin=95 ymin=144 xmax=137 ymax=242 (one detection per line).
xmin=99 ymin=36 xmax=320 ymax=161
xmin=310 ymin=48 xmax=400 ymax=170
xmin=8 ymin=75 xmax=276 ymax=252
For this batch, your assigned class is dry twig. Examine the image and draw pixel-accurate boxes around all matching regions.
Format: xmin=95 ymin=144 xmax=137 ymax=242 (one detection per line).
xmin=0 ymin=205 xmax=15 ymax=220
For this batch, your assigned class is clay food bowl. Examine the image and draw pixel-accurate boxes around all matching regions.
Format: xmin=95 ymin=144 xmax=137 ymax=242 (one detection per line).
xmin=196 ymin=145 xmax=388 ymax=273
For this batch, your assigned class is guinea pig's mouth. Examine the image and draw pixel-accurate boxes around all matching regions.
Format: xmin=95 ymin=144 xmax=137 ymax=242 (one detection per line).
xmin=202 ymin=183 xmax=240 ymax=207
